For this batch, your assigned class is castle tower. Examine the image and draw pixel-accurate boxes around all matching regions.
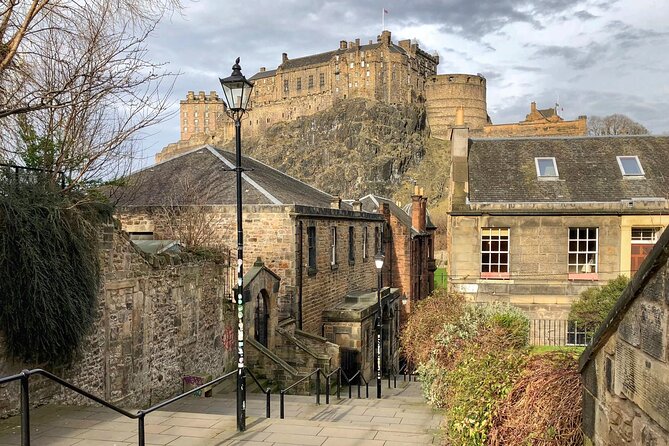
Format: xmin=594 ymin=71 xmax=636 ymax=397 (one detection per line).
xmin=424 ymin=74 xmax=488 ymax=139
xmin=179 ymin=91 xmax=228 ymax=141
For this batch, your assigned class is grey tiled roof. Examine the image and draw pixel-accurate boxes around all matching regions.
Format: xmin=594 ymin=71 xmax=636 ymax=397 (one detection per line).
xmin=249 ymin=69 xmax=277 ymax=80
xmin=115 ymin=145 xmax=340 ymax=208
xmin=468 ymin=136 xmax=669 ymax=203
xmin=359 ymin=194 xmax=435 ymax=235
xmin=538 ymin=108 xmax=557 ymax=119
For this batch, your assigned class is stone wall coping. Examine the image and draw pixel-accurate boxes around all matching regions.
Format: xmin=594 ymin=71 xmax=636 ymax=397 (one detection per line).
xmin=579 ymin=225 xmax=669 ymax=371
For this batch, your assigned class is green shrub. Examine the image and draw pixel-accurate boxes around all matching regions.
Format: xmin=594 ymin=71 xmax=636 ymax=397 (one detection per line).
xmin=0 ymin=181 xmax=109 ymax=364
xmin=569 ymin=275 xmax=629 ymax=334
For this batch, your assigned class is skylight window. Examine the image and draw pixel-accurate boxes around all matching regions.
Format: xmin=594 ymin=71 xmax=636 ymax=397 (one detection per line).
xmin=535 ymin=157 xmax=559 ymax=178
xmin=617 ymin=156 xmax=644 ymax=176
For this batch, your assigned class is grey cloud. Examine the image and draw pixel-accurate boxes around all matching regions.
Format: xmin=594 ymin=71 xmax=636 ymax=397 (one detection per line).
xmin=574 ymin=10 xmax=598 ymax=20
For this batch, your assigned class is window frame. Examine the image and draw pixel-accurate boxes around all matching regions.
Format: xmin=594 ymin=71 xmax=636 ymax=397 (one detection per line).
xmin=480 ymin=227 xmax=510 ymax=279
xmin=307 ymin=226 xmax=317 ymax=275
xmin=348 ymin=226 xmax=355 ymax=264
xmin=566 ymin=321 xmax=590 ymax=346
xmin=535 ymin=157 xmax=559 ymax=179
xmin=330 ymin=226 xmax=338 ymax=268
xmin=616 ymin=155 xmax=644 ymax=176
xmin=568 ymin=227 xmax=599 ymax=280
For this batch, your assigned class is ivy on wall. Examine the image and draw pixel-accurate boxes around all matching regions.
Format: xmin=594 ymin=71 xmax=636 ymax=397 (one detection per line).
xmin=0 ymin=180 xmax=109 ymax=364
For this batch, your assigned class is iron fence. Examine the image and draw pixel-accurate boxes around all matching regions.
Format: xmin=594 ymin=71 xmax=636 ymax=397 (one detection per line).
xmin=529 ymin=319 xmax=591 ymax=347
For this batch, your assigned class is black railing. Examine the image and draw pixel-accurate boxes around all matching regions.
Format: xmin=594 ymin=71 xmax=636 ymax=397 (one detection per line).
xmin=0 ymin=368 xmax=237 ymax=446
xmin=0 ymin=163 xmax=66 ymax=189
xmin=387 ymin=362 xmax=416 ymax=388
xmin=245 ymin=367 xmax=272 ymax=418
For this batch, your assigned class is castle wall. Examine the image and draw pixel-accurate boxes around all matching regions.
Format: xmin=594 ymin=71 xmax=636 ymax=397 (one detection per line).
xmin=482 ymin=116 xmax=587 ymax=138
xmin=424 ymin=74 xmax=488 ymax=140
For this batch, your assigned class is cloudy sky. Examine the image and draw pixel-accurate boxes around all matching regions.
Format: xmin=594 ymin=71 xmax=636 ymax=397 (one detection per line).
xmin=141 ymin=0 xmax=669 ymax=161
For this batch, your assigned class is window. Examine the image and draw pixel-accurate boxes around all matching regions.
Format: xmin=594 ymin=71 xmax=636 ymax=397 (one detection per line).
xmin=361 ymin=60 xmax=365 ymax=67
xmin=283 ymin=80 xmax=289 ymax=93
xmin=568 ymin=227 xmax=598 ymax=280
xmin=296 ymin=78 xmax=302 ymax=91
xmin=330 ymin=227 xmax=338 ymax=267
xmin=319 ymin=73 xmax=325 ymax=87
xmin=366 ymin=70 xmax=370 ymax=77
xmin=631 ymin=227 xmax=662 ymax=275
xmin=349 ymin=62 xmax=354 ymax=68
xmin=374 ymin=226 xmax=380 ymax=256
xmin=307 ymin=226 xmax=317 ymax=272
xmin=348 ymin=226 xmax=355 ymax=264
xmin=481 ymin=228 xmax=509 ymax=279
xmin=617 ymin=156 xmax=644 ymax=176
xmin=363 ymin=227 xmax=368 ymax=260
xmin=336 ymin=74 xmax=340 ymax=81
xmin=567 ymin=321 xmax=589 ymax=346
xmin=308 ymin=75 xmax=314 ymax=89
xmin=535 ymin=157 xmax=559 ymax=178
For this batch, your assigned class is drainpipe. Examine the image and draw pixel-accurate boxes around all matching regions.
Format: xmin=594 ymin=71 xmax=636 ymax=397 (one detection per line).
xmin=296 ymin=220 xmax=304 ymax=330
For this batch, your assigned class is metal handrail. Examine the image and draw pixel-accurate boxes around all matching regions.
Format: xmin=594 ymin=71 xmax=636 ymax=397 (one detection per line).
xmin=340 ymin=368 xmax=369 ymax=399
xmin=279 ymin=368 xmax=321 ymax=419
xmin=0 ymin=368 xmax=237 ymax=446
xmin=245 ymin=367 xmax=271 ymax=418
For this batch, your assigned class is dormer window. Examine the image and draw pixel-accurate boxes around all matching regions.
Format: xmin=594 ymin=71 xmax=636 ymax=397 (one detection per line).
xmin=535 ymin=157 xmax=558 ymax=178
xmin=617 ymin=156 xmax=644 ymax=176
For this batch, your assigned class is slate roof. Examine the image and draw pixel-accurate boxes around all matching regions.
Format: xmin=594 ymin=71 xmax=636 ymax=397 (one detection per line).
xmin=468 ymin=136 xmax=669 ymax=204
xmin=252 ymin=41 xmax=406 ymax=74
xmin=358 ymin=194 xmax=435 ymax=235
xmin=249 ymin=69 xmax=277 ymax=81
xmin=115 ymin=145 xmax=345 ymax=209
xmin=538 ymin=108 xmax=557 ymax=119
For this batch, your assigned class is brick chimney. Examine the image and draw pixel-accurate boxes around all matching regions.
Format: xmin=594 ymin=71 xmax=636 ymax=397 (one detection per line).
xmin=449 ymin=116 xmax=470 ymax=210
xmin=282 ymin=53 xmax=288 ymax=63
xmin=411 ymin=186 xmax=426 ymax=232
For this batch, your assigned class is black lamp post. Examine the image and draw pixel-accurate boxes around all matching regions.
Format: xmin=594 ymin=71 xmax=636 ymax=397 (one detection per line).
xmin=374 ymin=252 xmax=385 ymax=398
xmin=220 ymin=57 xmax=254 ymax=432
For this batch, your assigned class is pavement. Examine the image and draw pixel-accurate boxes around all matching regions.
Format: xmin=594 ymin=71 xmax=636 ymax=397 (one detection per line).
xmin=0 ymin=380 xmax=443 ymax=445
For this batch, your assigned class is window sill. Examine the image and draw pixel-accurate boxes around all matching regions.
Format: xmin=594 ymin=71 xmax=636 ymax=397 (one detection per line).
xmin=569 ymin=273 xmax=599 ymax=281
xmin=330 ymin=263 xmax=339 ymax=271
xmin=307 ymin=266 xmax=317 ymax=277
xmin=480 ymin=272 xmax=510 ymax=279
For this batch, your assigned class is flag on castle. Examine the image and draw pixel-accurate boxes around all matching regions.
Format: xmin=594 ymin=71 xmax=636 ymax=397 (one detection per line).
xmin=382 ymin=8 xmax=389 ymax=30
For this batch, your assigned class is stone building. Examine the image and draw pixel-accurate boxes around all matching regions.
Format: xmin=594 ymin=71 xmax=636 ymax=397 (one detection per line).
xmin=446 ymin=122 xmax=669 ymax=343
xmin=115 ymin=145 xmax=401 ymax=383
xmin=580 ymin=225 xmax=669 ymax=445
xmin=358 ymin=189 xmax=437 ymax=321
xmin=483 ymin=101 xmax=587 ymax=138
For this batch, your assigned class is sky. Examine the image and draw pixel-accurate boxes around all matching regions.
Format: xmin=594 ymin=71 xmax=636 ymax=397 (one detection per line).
xmin=141 ymin=0 xmax=669 ymax=162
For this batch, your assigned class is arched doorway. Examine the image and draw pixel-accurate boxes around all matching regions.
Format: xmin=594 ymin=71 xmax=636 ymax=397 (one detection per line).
xmin=254 ymin=289 xmax=269 ymax=347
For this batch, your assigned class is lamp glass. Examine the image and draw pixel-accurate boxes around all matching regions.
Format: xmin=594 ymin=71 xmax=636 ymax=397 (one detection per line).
xmin=374 ymin=253 xmax=385 ymax=270
xmin=221 ymin=79 xmax=253 ymax=111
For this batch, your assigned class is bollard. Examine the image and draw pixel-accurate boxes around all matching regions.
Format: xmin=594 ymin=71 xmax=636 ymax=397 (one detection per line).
xmin=20 ymin=371 xmax=30 ymax=446
xmin=266 ymin=389 xmax=271 ymax=418
xmin=315 ymin=371 xmax=321 ymax=405
xmin=325 ymin=376 xmax=330 ymax=405
xmin=280 ymin=391 xmax=285 ymax=419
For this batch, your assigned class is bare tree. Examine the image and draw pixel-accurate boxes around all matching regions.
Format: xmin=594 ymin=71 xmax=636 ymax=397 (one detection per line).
xmin=588 ymin=114 xmax=649 ymax=136
xmin=0 ymin=0 xmax=182 ymax=188
xmin=157 ymin=178 xmax=231 ymax=250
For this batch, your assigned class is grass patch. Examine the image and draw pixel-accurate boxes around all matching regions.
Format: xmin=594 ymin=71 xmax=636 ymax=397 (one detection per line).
xmin=434 ymin=267 xmax=448 ymax=288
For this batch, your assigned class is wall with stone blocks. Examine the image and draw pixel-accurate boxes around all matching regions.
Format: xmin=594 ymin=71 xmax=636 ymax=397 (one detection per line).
xmin=0 ymin=223 xmax=236 ymax=417
xmin=448 ymin=214 xmax=624 ymax=319
xmin=582 ymin=249 xmax=669 ymax=445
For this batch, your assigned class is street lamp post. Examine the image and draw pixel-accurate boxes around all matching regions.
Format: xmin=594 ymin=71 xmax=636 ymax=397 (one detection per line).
xmin=220 ymin=58 xmax=254 ymax=432
xmin=374 ymin=253 xmax=385 ymax=399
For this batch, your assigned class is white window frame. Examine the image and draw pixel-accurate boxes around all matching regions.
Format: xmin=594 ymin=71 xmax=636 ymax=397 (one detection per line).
xmin=631 ymin=227 xmax=661 ymax=244
xmin=617 ymin=155 xmax=644 ymax=176
xmin=566 ymin=321 xmax=590 ymax=346
xmin=481 ymin=227 xmax=510 ymax=279
xmin=330 ymin=226 xmax=338 ymax=267
xmin=535 ymin=157 xmax=559 ymax=178
xmin=568 ymin=227 xmax=598 ymax=280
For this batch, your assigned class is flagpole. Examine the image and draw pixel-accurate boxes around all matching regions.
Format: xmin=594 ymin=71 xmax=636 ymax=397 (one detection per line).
xmin=382 ymin=8 xmax=384 ymax=30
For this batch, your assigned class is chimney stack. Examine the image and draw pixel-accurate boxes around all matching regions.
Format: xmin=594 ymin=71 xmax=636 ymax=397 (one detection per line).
xmin=330 ymin=196 xmax=341 ymax=209
xmin=411 ymin=186 xmax=426 ymax=232
xmin=352 ymin=200 xmax=362 ymax=212
xmin=282 ymin=53 xmax=288 ymax=63
xmin=531 ymin=101 xmax=537 ymax=113
xmin=259 ymin=67 xmax=266 ymax=72
xmin=340 ymin=40 xmax=347 ymax=49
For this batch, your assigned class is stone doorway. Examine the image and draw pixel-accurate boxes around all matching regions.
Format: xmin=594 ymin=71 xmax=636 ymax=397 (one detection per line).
xmin=255 ymin=289 xmax=269 ymax=347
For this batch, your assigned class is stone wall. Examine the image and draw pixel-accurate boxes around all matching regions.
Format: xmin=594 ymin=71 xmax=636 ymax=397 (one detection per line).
xmin=0 ymin=222 xmax=236 ymax=417
xmin=581 ymin=232 xmax=669 ymax=445
xmin=448 ymin=214 xmax=624 ymax=320
xmin=482 ymin=116 xmax=587 ymax=138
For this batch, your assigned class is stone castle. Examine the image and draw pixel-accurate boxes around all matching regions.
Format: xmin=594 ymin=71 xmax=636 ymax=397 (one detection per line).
xmin=157 ymin=30 xmax=585 ymax=162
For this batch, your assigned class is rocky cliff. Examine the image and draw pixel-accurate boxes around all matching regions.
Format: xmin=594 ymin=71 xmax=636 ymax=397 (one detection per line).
xmin=241 ymin=98 xmax=450 ymax=201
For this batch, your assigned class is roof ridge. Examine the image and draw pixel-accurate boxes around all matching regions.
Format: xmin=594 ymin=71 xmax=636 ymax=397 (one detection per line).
xmin=208 ymin=145 xmax=335 ymax=201
xmin=205 ymin=145 xmax=282 ymax=205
